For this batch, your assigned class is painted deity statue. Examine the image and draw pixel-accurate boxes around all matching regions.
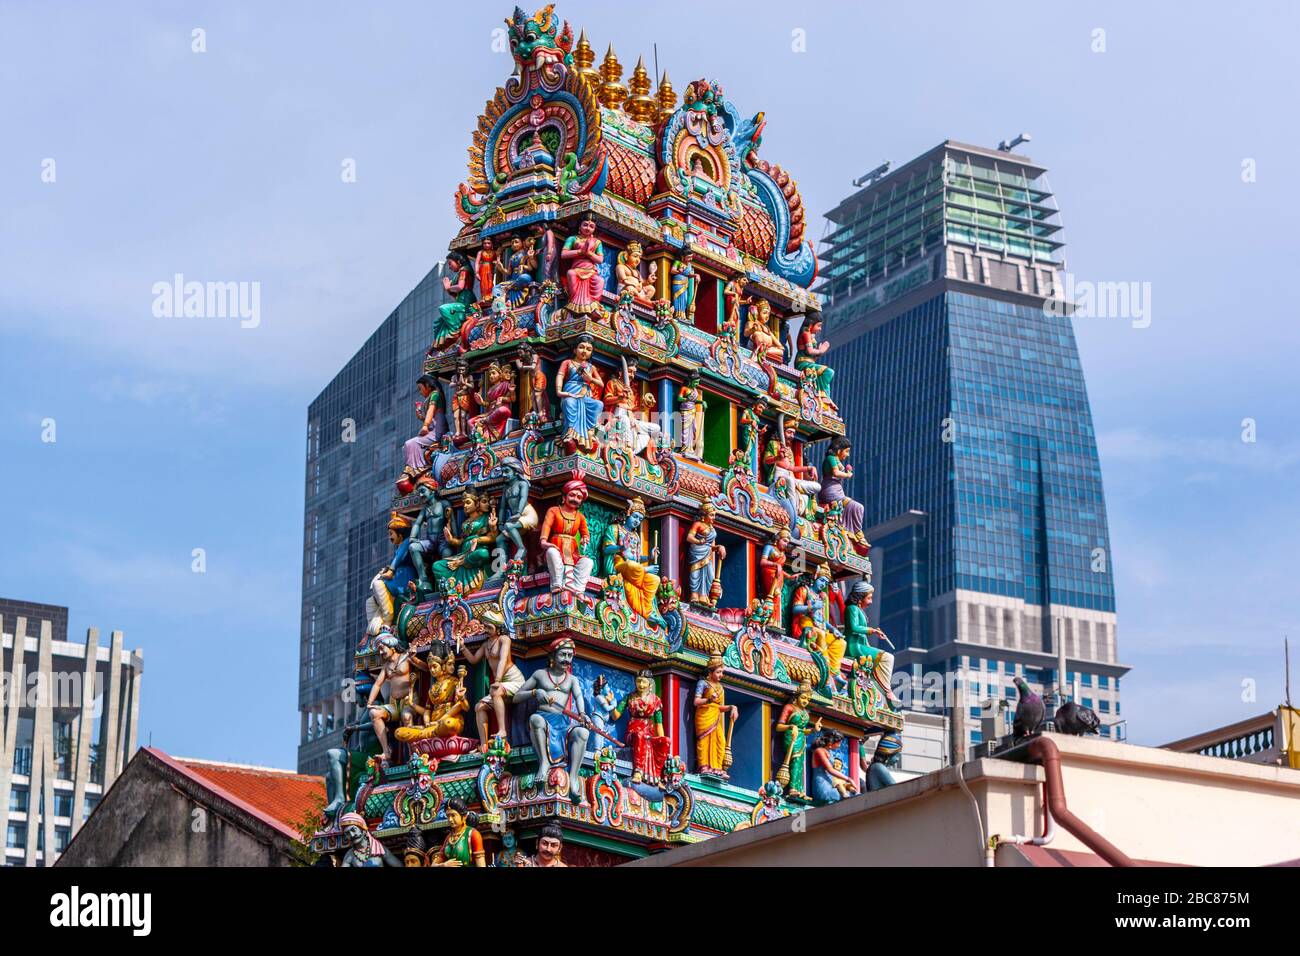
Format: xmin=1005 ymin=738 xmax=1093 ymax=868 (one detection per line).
xmin=845 ymin=581 xmax=899 ymax=707
xmin=763 ymin=422 xmax=821 ymax=521
xmin=530 ymin=222 xmax=559 ymax=284
xmin=459 ymin=608 xmax=526 ymax=752
xmin=402 ymin=374 xmax=447 ymax=480
xmin=469 ymin=361 xmax=516 ymax=441
xmin=497 ymin=457 xmax=538 ymax=564
xmin=540 ymin=476 xmax=594 ymax=593
xmin=494 ymin=234 xmax=538 ymax=306
xmin=677 ymin=369 xmax=706 ymax=461
xmin=409 ymin=476 xmax=449 ymax=596
xmin=809 ymin=729 xmax=857 ymax=804
xmin=615 ymin=241 xmax=658 ymax=303
xmin=474 ymin=238 xmax=498 ymax=301
xmin=433 ymin=251 xmax=475 ymax=348
xmin=758 ymin=527 xmax=793 ymax=625
xmin=432 ymin=490 xmax=498 ymax=592
xmin=516 ymin=823 xmax=568 ymax=867
xmin=494 ymin=828 xmax=520 ymax=867
xmin=775 ymin=681 xmax=821 ymax=801
xmin=721 ymin=277 xmax=750 ymax=345
xmin=366 ymin=634 xmax=425 ymax=764
xmin=693 ymin=654 xmax=737 ymax=777
xmin=739 ymin=395 xmax=768 ymax=464
xmin=602 ymin=355 xmax=659 ymax=459
xmin=670 ymin=249 xmax=697 ymax=323
xmin=431 ymin=798 xmax=486 ymax=867
xmin=396 ymin=650 xmax=469 ymax=742
xmin=560 ymin=217 xmax=605 ymax=314
xmin=450 ymin=358 xmax=477 ymax=442
xmin=514 ymin=341 xmax=548 ymax=422
xmin=556 ymin=335 xmax=605 ymax=453
xmin=792 ymin=564 xmax=847 ymax=693
xmin=587 ymin=675 xmax=618 ymax=753
xmin=610 ymin=670 xmax=671 ymax=784
xmin=512 ymin=638 xmax=591 ymax=803
xmin=685 ymin=502 xmax=726 ymax=607
xmin=365 ymin=513 xmax=418 ymax=636
xmin=819 ymin=435 xmax=866 ymax=545
xmin=746 ymin=297 xmax=784 ymax=364
xmin=865 ymin=732 xmax=902 ymax=792
xmin=796 ymin=316 xmax=836 ymax=409
xmin=601 ymin=497 xmax=663 ymax=627
xmin=339 ymin=812 xmax=401 ymax=867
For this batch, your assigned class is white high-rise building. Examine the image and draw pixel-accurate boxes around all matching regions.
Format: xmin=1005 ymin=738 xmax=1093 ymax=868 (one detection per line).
xmin=0 ymin=600 xmax=143 ymax=867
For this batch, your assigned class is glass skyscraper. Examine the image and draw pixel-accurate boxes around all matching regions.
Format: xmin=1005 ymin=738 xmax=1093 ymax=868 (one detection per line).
xmin=297 ymin=264 xmax=448 ymax=775
xmin=819 ymin=141 xmax=1126 ymax=758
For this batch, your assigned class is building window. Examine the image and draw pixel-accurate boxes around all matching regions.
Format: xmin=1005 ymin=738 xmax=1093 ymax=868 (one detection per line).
xmin=83 ymin=795 xmax=99 ymax=821
xmin=54 ymin=827 xmax=71 ymax=854
xmin=6 ymin=824 xmax=26 ymax=850
xmin=8 ymin=788 xmax=28 ymax=814
xmin=53 ymin=792 xmax=74 ymax=819
xmin=12 ymin=745 xmax=32 ymax=777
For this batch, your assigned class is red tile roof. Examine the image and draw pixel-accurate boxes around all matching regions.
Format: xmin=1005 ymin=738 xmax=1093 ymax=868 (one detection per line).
xmin=153 ymin=750 xmax=324 ymax=838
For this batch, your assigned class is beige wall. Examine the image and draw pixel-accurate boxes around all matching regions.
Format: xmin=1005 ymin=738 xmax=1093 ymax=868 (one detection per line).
xmin=632 ymin=734 xmax=1300 ymax=867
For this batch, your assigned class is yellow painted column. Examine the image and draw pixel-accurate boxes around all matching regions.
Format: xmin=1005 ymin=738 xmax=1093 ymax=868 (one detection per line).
xmin=760 ymin=701 xmax=772 ymax=782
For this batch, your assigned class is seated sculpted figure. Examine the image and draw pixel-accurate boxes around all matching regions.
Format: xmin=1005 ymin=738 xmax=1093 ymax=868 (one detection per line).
xmin=395 ymin=650 xmax=469 ymax=742
xmin=601 ymin=497 xmax=663 ymax=627
xmin=614 ymin=241 xmax=658 ymax=303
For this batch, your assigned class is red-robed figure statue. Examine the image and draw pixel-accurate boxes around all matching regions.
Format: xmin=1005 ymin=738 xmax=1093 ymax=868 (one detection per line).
xmin=610 ymin=670 xmax=671 ymax=785
xmin=560 ymin=217 xmax=605 ymax=314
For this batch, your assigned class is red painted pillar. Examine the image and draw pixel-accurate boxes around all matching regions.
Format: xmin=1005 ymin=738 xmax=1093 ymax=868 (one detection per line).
xmin=661 ymin=673 xmax=683 ymax=759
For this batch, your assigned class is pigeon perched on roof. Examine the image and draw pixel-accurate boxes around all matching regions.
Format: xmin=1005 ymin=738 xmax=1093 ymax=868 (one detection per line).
xmin=1055 ymin=700 xmax=1101 ymax=736
xmin=1012 ymin=677 xmax=1045 ymax=739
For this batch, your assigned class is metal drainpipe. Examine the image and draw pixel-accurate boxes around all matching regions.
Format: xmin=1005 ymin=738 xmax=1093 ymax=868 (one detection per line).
xmin=987 ymin=782 xmax=1057 ymax=867
xmin=1027 ymin=736 xmax=1137 ymax=867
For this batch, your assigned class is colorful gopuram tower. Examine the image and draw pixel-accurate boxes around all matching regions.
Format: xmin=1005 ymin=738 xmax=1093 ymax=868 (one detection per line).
xmin=312 ymin=4 xmax=903 ymax=868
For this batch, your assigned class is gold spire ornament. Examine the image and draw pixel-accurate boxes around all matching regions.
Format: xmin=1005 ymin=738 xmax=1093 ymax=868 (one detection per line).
xmin=623 ymin=56 xmax=656 ymax=123
xmin=573 ymin=30 xmax=601 ymax=92
xmin=656 ymin=71 xmax=677 ymax=126
xmin=598 ymin=45 xmax=627 ymax=109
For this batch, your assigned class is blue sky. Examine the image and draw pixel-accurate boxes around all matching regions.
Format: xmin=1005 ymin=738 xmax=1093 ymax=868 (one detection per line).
xmin=2 ymin=1 xmax=1297 ymax=768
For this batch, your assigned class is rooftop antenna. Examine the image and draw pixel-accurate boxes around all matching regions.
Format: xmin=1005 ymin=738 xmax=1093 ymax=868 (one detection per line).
xmin=653 ymin=42 xmax=659 ymax=87
xmin=1286 ymin=637 xmax=1293 ymax=710
xmin=997 ymin=132 xmax=1032 ymax=152
xmin=853 ymin=161 xmax=890 ymax=188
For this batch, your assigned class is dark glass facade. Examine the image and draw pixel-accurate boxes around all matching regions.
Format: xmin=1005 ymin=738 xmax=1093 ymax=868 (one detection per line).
xmin=947 ymin=292 xmax=1113 ymax=613
xmin=830 ymin=290 xmax=1114 ymax=635
xmin=298 ymin=263 xmax=447 ymax=774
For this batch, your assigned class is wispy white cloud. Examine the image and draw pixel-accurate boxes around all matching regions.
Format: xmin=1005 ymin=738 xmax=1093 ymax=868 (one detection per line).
xmin=1098 ymin=427 xmax=1300 ymax=471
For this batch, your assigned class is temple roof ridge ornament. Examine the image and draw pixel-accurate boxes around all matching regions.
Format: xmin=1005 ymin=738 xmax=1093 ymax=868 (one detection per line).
xmin=454 ymin=3 xmax=819 ymax=289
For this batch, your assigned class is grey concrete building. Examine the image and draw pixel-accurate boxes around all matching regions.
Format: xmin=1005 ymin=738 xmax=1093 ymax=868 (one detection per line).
xmin=1 ymin=601 xmax=143 ymax=866
xmin=298 ymin=262 xmax=450 ymax=774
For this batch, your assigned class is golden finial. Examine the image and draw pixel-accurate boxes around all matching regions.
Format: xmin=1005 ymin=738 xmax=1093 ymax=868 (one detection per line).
xmin=598 ymin=45 xmax=627 ymax=110
xmin=656 ymin=71 xmax=677 ymax=125
xmin=624 ymin=56 xmax=656 ymax=124
xmin=574 ymin=30 xmax=601 ymax=91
